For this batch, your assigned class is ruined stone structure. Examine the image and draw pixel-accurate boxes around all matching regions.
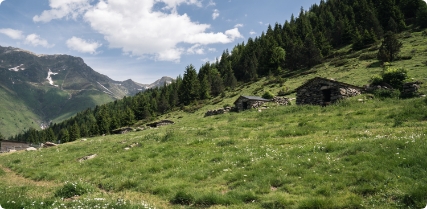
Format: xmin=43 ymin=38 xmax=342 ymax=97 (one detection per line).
xmin=296 ymin=77 xmax=363 ymax=106
xmin=234 ymin=96 xmax=271 ymax=112
xmin=401 ymin=81 xmax=422 ymax=96
xmin=146 ymin=120 xmax=175 ymax=128
xmin=272 ymin=97 xmax=291 ymax=106
xmin=204 ymin=106 xmax=232 ymax=117
xmin=0 ymin=140 xmax=30 ymax=152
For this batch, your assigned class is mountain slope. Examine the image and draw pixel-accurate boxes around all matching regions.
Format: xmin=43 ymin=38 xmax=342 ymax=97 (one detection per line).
xmin=0 ymin=46 xmax=172 ymax=137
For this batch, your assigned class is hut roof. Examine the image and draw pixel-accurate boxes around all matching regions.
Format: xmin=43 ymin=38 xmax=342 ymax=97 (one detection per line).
xmin=295 ymin=77 xmax=364 ymax=91
xmin=234 ymin=95 xmax=271 ymax=104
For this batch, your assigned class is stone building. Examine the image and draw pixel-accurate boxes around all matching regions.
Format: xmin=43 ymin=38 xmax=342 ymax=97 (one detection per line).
xmin=296 ymin=77 xmax=363 ymax=106
xmin=234 ymin=96 xmax=271 ymax=112
xmin=0 ymin=140 xmax=30 ymax=152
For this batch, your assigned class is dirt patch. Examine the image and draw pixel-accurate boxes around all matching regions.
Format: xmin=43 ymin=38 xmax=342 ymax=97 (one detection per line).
xmin=0 ymin=164 xmax=57 ymax=188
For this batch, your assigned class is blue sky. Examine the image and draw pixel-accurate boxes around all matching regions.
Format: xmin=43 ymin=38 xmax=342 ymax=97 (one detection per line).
xmin=0 ymin=0 xmax=322 ymax=84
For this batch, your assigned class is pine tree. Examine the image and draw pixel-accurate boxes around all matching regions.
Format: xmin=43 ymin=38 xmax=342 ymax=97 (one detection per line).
xmin=45 ymin=128 xmax=56 ymax=142
xmin=377 ymin=31 xmax=403 ymax=62
xmin=179 ymin=65 xmax=200 ymax=105
xmin=69 ymin=122 xmax=81 ymax=142
xmin=417 ymin=1 xmax=427 ymax=28
xmin=59 ymin=129 xmax=69 ymax=143
xmin=0 ymin=132 xmax=4 ymax=141
xmin=199 ymin=75 xmax=211 ymax=99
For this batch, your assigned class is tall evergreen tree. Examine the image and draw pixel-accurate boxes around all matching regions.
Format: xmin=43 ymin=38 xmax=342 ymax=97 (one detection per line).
xmin=69 ymin=122 xmax=81 ymax=142
xmin=58 ymin=129 xmax=69 ymax=143
xmin=179 ymin=65 xmax=200 ymax=105
xmin=377 ymin=31 xmax=403 ymax=62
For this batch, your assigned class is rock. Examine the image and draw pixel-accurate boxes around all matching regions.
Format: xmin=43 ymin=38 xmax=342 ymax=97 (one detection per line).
xmin=78 ymin=154 xmax=97 ymax=163
xmin=42 ymin=142 xmax=57 ymax=148
xmin=26 ymin=147 xmax=37 ymax=151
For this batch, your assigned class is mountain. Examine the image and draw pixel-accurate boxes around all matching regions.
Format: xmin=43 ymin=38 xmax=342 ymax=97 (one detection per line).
xmin=0 ymin=46 xmax=172 ymax=137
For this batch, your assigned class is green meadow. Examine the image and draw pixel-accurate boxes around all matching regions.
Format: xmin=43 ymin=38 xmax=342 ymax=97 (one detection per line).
xmin=1 ymin=96 xmax=427 ymax=208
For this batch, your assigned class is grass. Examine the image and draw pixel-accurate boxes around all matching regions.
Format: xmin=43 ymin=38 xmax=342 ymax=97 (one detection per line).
xmin=2 ymin=96 xmax=427 ymax=208
xmin=1 ymin=31 xmax=427 ymax=208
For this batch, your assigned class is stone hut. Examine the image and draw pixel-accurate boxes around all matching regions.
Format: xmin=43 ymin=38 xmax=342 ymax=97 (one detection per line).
xmin=296 ymin=77 xmax=363 ymax=106
xmin=234 ymin=96 xmax=271 ymax=112
xmin=0 ymin=140 xmax=30 ymax=152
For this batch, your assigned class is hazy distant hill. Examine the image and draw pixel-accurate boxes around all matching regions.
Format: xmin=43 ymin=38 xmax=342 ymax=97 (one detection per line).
xmin=0 ymin=46 xmax=172 ymax=137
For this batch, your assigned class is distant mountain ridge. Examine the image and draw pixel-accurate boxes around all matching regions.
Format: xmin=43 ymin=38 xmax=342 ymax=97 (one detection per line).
xmin=0 ymin=45 xmax=172 ymax=137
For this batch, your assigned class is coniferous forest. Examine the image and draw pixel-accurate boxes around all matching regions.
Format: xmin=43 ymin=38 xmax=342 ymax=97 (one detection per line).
xmin=7 ymin=0 xmax=427 ymax=143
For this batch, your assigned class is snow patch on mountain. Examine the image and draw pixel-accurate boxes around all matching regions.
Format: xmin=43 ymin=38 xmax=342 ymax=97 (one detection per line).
xmin=9 ymin=64 xmax=25 ymax=71
xmin=46 ymin=69 xmax=59 ymax=87
xmin=97 ymin=82 xmax=115 ymax=96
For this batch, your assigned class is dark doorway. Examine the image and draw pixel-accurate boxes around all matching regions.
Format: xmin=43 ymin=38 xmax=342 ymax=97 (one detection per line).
xmin=243 ymin=101 xmax=249 ymax=110
xmin=322 ymin=89 xmax=331 ymax=103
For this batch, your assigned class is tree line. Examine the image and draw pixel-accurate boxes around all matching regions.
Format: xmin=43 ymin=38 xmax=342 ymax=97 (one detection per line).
xmin=6 ymin=0 xmax=427 ymax=144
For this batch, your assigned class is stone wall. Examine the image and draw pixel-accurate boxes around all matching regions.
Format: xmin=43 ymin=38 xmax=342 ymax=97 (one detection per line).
xmin=296 ymin=79 xmax=362 ymax=105
xmin=204 ymin=107 xmax=232 ymax=117
xmin=1 ymin=141 xmax=30 ymax=152
xmin=402 ymin=81 xmax=422 ymax=96
xmin=272 ymin=97 xmax=291 ymax=106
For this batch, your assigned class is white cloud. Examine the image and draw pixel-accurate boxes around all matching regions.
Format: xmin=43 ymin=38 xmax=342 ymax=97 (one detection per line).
xmin=212 ymin=9 xmax=219 ymax=20
xmin=0 ymin=28 xmax=24 ymax=39
xmin=0 ymin=0 xmax=4 ymax=5
xmin=208 ymin=48 xmax=216 ymax=52
xmin=33 ymin=0 xmax=91 ymax=22
xmin=187 ymin=44 xmax=204 ymax=55
xmin=249 ymin=30 xmax=256 ymax=35
xmin=25 ymin=34 xmax=54 ymax=48
xmin=234 ymin=23 xmax=243 ymax=28
xmin=34 ymin=0 xmax=243 ymax=62
xmin=66 ymin=36 xmax=102 ymax=54
xmin=207 ymin=0 xmax=215 ymax=7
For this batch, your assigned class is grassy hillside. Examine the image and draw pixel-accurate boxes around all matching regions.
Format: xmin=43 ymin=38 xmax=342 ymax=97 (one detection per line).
xmin=1 ymin=97 xmax=427 ymax=208
xmin=0 ymin=30 xmax=426 ymax=208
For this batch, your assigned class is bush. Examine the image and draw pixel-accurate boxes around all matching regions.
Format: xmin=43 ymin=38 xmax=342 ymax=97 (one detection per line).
xmin=373 ymin=89 xmax=400 ymax=99
xmin=262 ymin=91 xmax=275 ymax=99
xmin=170 ymin=191 xmax=194 ymax=205
xmin=54 ymin=181 xmax=92 ymax=198
xmin=381 ymin=67 xmax=408 ymax=90
xmin=370 ymin=74 xmax=383 ymax=85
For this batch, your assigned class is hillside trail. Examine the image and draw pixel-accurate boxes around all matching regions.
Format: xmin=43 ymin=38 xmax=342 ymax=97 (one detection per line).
xmin=0 ymin=164 xmax=58 ymax=188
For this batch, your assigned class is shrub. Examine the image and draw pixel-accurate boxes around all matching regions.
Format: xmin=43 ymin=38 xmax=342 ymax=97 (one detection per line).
xmin=370 ymin=74 xmax=383 ymax=85
xmin=54 ymin=181 xmax=92 ymax=198
xmin=381 ymin=67 xmax=408 ymax=90
xmin=373 ymin=89 xmax=400 ymax=99
xmin=401 ymin=185 xmax=427 ymax=208
xmin=277 ymin=87 xmax=289 ymax=96
xmin=262 ymin=91 xmax=275 ymax=99
xmin=359 ymin=53 xmax=377 ymax=60
xmin=170 ymin=191 xmax=194 ymax=205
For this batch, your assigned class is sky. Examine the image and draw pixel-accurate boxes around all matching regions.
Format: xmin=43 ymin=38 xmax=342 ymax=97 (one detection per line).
xmin=0 ymin=0 xmax=324 ymax=84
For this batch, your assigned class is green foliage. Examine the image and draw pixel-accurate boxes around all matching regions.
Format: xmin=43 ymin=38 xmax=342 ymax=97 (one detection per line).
xmin=377 ymin=31 xmax=403 ymax=62
xmin=170 ymin=191 xmax=194 ymax=205
xmin=417 ymin=1 xmax=427 ymax=28
xmin=262 ymin=91 xmax=275 ymax=99
xmin=370 ymin=74 xmax=383 ymax=85
xmin=179 ymin=65 xmax=200 ymax=105
xmin=382 ymin=66 xmax=408 ymax=89
xmin=54 ymin=181 xmax=92 ymax=198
